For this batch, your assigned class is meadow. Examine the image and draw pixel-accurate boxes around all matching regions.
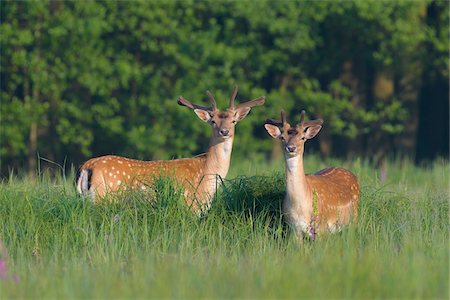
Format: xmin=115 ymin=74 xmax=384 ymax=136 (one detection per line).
xmin=0 ymin=156 xmax=448 ymax=299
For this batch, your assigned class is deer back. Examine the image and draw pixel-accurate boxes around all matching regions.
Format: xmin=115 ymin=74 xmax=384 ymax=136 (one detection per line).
xmin=79 ymin=154 xmax=209 ymax=201
xmin=306 ymin=167 xmax=360 ymax=228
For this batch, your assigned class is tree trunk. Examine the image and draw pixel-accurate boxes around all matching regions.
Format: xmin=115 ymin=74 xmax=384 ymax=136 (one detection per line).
xmin=319 ymin=128 xmax=332 ymax=157
xmin=26 ymin=10 xmax=44 ymax=178
xmin=270 ymin=139 xmax=283 ymax=161
xmin=27 ymin=121 xmax=37 ymax=178
xmin=372 ymin=71 xmax=394 ymax=166
xmin=396 ymin=73 xmax=420 ymax=159
xmin=415 ymin=1 xmax=447 ymax=162
xmin=339 ymin=60 xmax=363 ymax=158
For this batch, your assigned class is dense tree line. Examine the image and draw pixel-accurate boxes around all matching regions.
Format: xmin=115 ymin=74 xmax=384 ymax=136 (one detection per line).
xmin=1 ymin=0 xmax=448 ymax=176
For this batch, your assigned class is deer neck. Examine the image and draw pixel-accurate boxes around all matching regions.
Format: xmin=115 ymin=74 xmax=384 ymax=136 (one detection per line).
xmin=194 ymin=135 xmax=233 ymax=208
xmin=284 ymin=151 xmax=312 ymax=217
xmin=204 ymin=136 xmax=233 ymax=178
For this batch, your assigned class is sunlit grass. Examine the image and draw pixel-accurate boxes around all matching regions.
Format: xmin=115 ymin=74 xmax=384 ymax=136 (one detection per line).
xmin=0 ymin=157 xmax=448 ymax=298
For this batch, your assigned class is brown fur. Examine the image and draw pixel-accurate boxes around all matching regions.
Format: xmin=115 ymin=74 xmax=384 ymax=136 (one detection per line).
xmin=77 ymin=87 xmax=265 ymax=214
xmin=265 ymin=110 xmax=360 ymax=235
xmin=79 ymin=154 xmax=211 ymax=210
xmin=308 ymin=167 xmax=360 ymax=231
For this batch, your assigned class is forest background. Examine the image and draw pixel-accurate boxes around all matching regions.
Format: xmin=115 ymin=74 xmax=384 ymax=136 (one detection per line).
xmin=1 ymin=0 xmax=448 ymax=177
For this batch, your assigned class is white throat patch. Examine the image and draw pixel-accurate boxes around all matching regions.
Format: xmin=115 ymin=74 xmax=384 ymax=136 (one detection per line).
xmin=286 ymin=156 xmax=299 ymax=173
xmin=222 ymin=138 xmax=232 ymax=156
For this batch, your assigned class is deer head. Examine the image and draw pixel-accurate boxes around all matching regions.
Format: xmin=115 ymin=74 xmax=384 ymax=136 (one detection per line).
xmin=178 ymin=86 xmax=265 ymax=140
xmin=264 ymin=110 xmax=323 ymax=157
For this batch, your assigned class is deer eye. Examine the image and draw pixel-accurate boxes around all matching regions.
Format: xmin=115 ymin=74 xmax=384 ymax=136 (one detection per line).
xmin=232 ymin=120 xmax=236 ymax=124
xmin=211 ymin=120 xmax=216 ymax=124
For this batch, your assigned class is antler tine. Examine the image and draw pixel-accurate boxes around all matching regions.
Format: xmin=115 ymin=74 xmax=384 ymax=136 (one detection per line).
xmin=206 ymin=90 xmax=218 ymax=111
xmin=265 ymin=118 xmax=284 ymax=127
xmin=177 ymin=96 xmax=213 ymax=112
xmin=265 ymin=109 xmax=287 ymax=128
xmin=303 ymin=119 xmax=324 ymax=127
xmin=299 ymin=110 xmax=306 ymax=124
xmin=296 ymin=110 xmax=324 ymax=128
xmin=281 ymin=110 xmax=287 ymax=127
xmin=229 ymin=85 xmax=238 ymax=109
xmin=235 ymin=96 xmax=266 ymax=109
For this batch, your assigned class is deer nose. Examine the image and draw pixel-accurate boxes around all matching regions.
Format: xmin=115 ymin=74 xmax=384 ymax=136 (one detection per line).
xmin=219 ymin=129 xmax=229 ymax=136
xmin=286 ymin=145 xmax=297 ymax=153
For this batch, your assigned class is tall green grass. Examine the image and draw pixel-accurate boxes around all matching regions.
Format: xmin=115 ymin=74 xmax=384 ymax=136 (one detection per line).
xmin=0 ymin=157 xmax=448 ymax=298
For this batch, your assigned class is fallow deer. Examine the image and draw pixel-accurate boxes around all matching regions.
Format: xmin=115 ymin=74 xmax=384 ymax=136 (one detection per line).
xmin=77 ymin=86 xmax=265 ymax=213
xmin=264 ymin=110 xmax=359 ymax=238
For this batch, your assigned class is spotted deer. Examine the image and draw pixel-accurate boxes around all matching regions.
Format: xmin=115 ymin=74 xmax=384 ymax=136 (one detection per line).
xmin=264 ymin=110 xmax=359 ymax=238
xmin=76 ymin=86 xmax=265 ymax=213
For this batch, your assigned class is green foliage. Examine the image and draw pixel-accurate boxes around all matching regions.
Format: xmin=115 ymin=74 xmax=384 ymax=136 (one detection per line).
xmin=0 ymin=158 xmax=448 ymax=298
xmin=0 ymin=1 xmax=448 ymax=172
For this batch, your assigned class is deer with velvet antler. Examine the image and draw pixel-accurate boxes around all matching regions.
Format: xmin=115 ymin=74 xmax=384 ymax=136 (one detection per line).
xmin=77 ymin=86 xmax=265 ymax=213
xmin=264 ymin=110 xmax=359 ymax=238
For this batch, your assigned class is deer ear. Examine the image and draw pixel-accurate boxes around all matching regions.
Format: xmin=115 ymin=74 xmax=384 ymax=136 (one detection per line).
xmin=304 ymin=125 xmax=322 ymax=140
xmin=194 ymin=109 xmax=211 ymax=122
xmin=234 ymin=107 xmax=251 ymax=121
xmin=264 ymin=124 xmax=282 ymax=139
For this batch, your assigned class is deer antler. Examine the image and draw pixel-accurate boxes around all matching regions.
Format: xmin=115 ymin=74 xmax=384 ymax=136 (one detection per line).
xmin=303 ymin=119 xmax=324 ymax=126
xmin=235 ymin=96 xmax=266 ymax=109
xmin=265 ymin=118 xmax=283 ymax=126
xmin=265 ymin=110 xmax=288 ymax=127
xmin=228 ymin=85 xmax=265 ymax=110
xmin=206 ymin=90 xmax=218 ymax=111
xmin=299 ymin=110 xmax=305 ymax=124
xmin=178 ymin=90 xmax=218 ymax=112
xmin=297 ymin=110 xmax=324 ymax=128
xmin=281 ymin=110 xmax=287 ymax=126
xmin=229 ymin=85 xmax=238 ymax=109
